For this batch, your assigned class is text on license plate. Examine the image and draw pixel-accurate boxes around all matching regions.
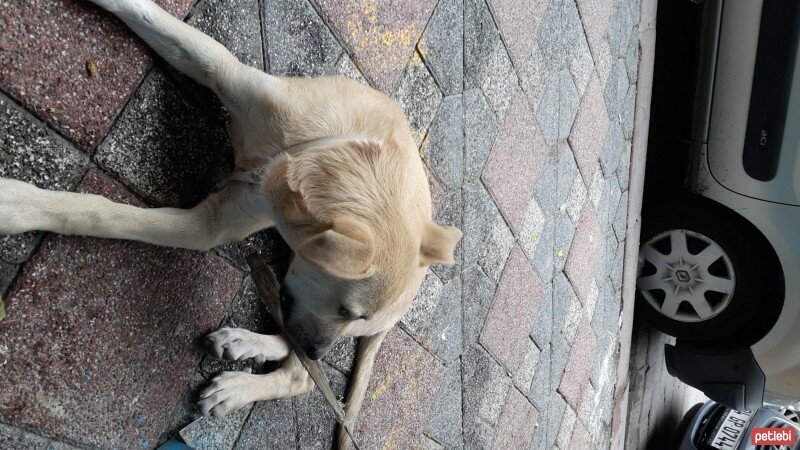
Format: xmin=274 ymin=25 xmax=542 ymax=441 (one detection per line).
xmin=712 ymin=409 xmax=754 ymax=449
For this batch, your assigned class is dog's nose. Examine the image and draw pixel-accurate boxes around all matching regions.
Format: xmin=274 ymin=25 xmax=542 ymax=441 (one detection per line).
xmin=303 ymin=345 xmax=323 ymax=360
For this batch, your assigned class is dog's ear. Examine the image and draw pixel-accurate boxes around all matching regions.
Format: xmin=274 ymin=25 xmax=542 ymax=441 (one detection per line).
xmin=419 ymin=221 xmax=462 ymax=266
xmin=297 ymin=217 xmax=376 ymax=279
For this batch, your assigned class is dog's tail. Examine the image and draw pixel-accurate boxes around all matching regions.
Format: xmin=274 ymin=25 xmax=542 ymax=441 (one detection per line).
xmin=337 ymin=329 xmax=390 ymax=450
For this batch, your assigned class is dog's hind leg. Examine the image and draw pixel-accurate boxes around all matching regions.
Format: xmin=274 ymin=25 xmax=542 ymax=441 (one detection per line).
xmin=0 ymin=178 xmax=272 ymax=250
xmin=88 ymin=0 xmax=287 ymax=118
xmin=198 ymin=351 xmax=314 ymax=418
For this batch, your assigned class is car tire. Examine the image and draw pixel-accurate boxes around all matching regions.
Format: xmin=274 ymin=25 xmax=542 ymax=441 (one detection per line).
xmin=636 ymin=197 xmax=779 ymax=342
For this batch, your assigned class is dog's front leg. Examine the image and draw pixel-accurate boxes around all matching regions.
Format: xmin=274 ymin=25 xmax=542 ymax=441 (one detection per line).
xmin=0 ymin=178 xmax=273 ymax=250
xmin=199 ymin=351 xmax=314 ymax=418
xmin=88 ymin=0 xmax=287 ymax=117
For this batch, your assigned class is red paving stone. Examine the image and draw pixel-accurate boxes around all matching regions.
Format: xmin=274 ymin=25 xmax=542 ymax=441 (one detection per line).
xmin=558 ymin=321 xmax=597 ymax=410
xmin=314 ymin=0 xmax=436 ymax=93
xmin=565 ymin=204 xmax=602 ymax=303
xmin=576 ymin=0 xmax=613 ymax=60
xmin=481 ymin=89 xmax=546 ymax=234
xmin=0 ymin=170 xmax=240 ymax=448
xmin=480 ymin=246 xmax=542 ymax=373
xmin=0 ymin=0 xmax=194 ymax=151
xmin=569 ymin=418 xmax=592 ymax=449
xmin=355 ymin=328 xmax=445 ymax=449
xmin=569 ymin=74 xmax=609 ymax=184
xmin=487 ymin=0 xmax=548 ymax=68
xmin=492 ymin=387 xmax=538 ymax=450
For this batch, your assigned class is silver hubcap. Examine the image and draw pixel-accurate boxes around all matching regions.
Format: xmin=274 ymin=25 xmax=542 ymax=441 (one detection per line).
xmin=637 ymin=229 xmax=736 ymax=323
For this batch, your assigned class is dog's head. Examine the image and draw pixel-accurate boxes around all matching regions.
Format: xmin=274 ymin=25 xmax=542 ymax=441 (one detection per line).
xmin=265 ymin=139 xmax=461 ymax=359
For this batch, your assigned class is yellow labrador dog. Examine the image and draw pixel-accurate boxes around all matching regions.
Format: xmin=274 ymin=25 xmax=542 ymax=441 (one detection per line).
xmin=0 ymin=0 xmax=461 ymax=445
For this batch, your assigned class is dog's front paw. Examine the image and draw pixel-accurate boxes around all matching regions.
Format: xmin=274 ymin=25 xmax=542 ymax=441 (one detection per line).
xmin=0 ymin=178 xmax=42 ymax=235
xmin=205 ymin=327 xmax=289 ymax=364
xmin=198 ymin=371 xmax=257 ymax=418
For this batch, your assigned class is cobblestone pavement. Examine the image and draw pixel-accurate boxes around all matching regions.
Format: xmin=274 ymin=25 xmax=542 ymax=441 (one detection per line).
xmin=0 ymin=0 xmax=641 ymax=448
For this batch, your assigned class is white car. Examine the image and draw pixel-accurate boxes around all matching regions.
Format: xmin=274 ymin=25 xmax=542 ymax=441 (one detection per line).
xmin=637 ymin=0 xmax=800 ymax=410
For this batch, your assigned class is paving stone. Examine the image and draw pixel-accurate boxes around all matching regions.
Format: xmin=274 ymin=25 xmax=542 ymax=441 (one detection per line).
xmin=333 ymin=52 xmax=371 ymax=85
xmin=190 ymin=0 xmax=263 ymax=70
xmin=570 ymin=416 xmax=595 ymax=450
xmin=355 ymin=328 xmax=445 ymax=449
xmin=156 ymin=370 xmax=208 ymax=446
xmin=583 ymin=279 xmax=600 ymax=320
xmin=613 ymin=192 xmax=629 ymax=243
xmin=488 ymin=0 xmax=547 ymax=71
xmin=0 ymin=170 xmax=240 ymax=448
xmin=538 ymin=0 xmax=565 ymax=70
xmin=419 ymin=0 xmax=463 ymax=95
xmin=552 ymin=272 xmax=576 ymax=339
xmin=315 ymin=0 xmax=436 ymax=92
xmin=535 ymin=72 xmax=561 ymax=146
xmin=493 ymin=387 xmax=538 ymax=450
xmin=431 ymin=190 xmax=463 ymax=283
xmin=570 ymin=75 xmax=610 ymax=186
xmin=0 ymin=422 xmax=79 ymax=450
xmin=481 ymin=247 xmax=542 ymax=374
xmin=542 ymin=394 xmax=568 ymax=449
xmin=570 ymin=29 xmax=594 ymax=99
xmin=178 ymin=405 xmax=252 ymax=450
xmin=0 ymin=0 xmax=194 ymax=150
xmin=559 ymin=70 xmax=581 ymax=141
xmin=513 ymin=338 xmax=541 ymax=395
xmin=0 ymin=95 xmax=89 ymax=265
xmin=554 ymin=212 xmax=576 ymax=273
xmin=464 ymin=90 xmax=499 ymax=180
xmin=462 ymin=264 xmax=497 ymax=346
xmin=392 ymin=51 xmax=443 ymax=147
xmin=462 ymin=345 xmax=511 ymax=448
xmin=600 ymin=120 xmax=626 ymax=178
xmin=550 ymin=334 xmax=572 ymax=393
xmin=425 ymin=364 xmax=463 ymax=448
xmin=464 ymin=0 xmax=503 ymax=89
xmin=564 ymin=205 xmax=602 ymax=302
xmin=481 ymin=45 xmax=518 ymax=124
xmin=533 ymin=147 xmax=560 ymax=216
xmin=234 ymin=397 xmax=295 ymax=449
xmin=558 ymin=321 xmax=598 ymax=410
xmin=95 ymin=68 xmax=228 ymax=207
xmin=482 ymin=90 xmax=545 ymax=234
xmin=402 ymin=270 xmax=444 ymax=339
xmin=611 ymin=243 xmax=625 ymax=291
xmin=624 ymin=23 xmax=641 ymax=85
xmin=617 ymin=144 xmax=632 ymax=189
xmin=527 ymin=342 xmax=551 ymax=410
xmin=0 ymin=261 xmax=18 ymax=300
xmin=423 ymin=95 xmax=463 ymax=190
xmin=591 ymin=327 xmax=618 ymax=389
xmin=608 ymin=0 xmax=634 ymax=58
xmin=577 ymin=0 xmax=613 ymax=70
xmin=556 ymin=404 xmax=577 ymax=449
xmin=525 ymin=216 xmax=556 ymax=283
xmin=622 ymin=84 xmax=637 ymax=140
xmin=562 ymin=292 xmax=584 ymax=344
xmin=529 ymin=280 xmax=553 ymax=349
xmin=518 ymin=44 xmax=550 ymax=120
xmin=264 ymin=0 xmax=341 ymax=77
xmin=597 ymin=174 xmax=623 ymax=230
xmin=294 ymin=364 xmax=348 ymax=450
xmin=605 ymin=59 xmax=629 ymax=118
xmin=462 ymin=182 xmax=513 ymax=283
xmin=322 ymin=335 xmax=357 ymax=375
xmin=564 ymin=170 xmax=588 ymax=225
xmin=426 ymin=277 xmax=463 ymax=362
xmin=555 ymin=142 xmax=580 ymax=220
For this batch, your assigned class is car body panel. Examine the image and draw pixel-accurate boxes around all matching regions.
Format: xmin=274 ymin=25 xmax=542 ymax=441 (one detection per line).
xmin=707 ymin=0 xmax=800 ymax=206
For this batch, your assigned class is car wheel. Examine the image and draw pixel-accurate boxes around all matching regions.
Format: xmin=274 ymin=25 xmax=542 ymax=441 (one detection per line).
xmin=636 ymin=198 xmax=776 ymax=341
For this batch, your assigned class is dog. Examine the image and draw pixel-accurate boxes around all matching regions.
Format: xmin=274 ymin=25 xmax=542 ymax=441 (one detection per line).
xmin=0 ymin=0 xmax=462 ymax=446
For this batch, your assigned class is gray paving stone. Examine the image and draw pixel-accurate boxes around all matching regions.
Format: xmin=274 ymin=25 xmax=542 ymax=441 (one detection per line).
xmin=535 ymin=71 xmax=561 ymax=146
xmin=234 ymin=398 xmax=296 ymax=449
xmin=462 ymin=182 xmax=513 ymax=282
xmin=514 ymin=338 xmax=541 ymax=396
xmin=591 ymin=279 xmax=621 ymax=340
xmin=190 ymin=0 xmax=263 ymax=70
xmin=533 ymin=148 xmax=559 ymax=216
xmin=462 ymin=344 xmax=511 ymax=448
xmin=559 ymin=70 xmax=581 ymax=141
xmin=0 ymin=422 xmax=79 ymax=450
xmin=571 ymin=28 xmax=594 ymax=99
xmin=528 ymin=342 xmax=552 ymax=410
xmin=556 ymin=142 xmax=580 ymax=217
xmin=554 ymin=212 xmax=576 ymax=272
xmin=0 ymin=95 xmax=89 ymax=265
xmin=393 ymin=51 xmax=443 ymax=147
xmin=538 ymin=0 xmax=565 ymax=70
xmin=613 ymin=191 xmax=629 ymax=242
xmin=544 ymin=394 xmax=568 ymax=449
xmin=427 ymin=277 xmax=463 ymax=362
xmin=550 ymin=335 xmax=572 ymax=394
xmin=420 ymin=0 xmax=463 ymax=95
xmin=294 ymin=364 xmax=348 ymax=450
xmin=591 ymin=328 xmax=617 ymax=389
xmin=552 ymin=272 xmax=577 ymax=337
xmin=522 ymin=213 xmax=555 ymax=283
xmin=518 ymin=45 xmax=549 ymax=119
xmin=622 ymin=84 xmax=637 ymax=140
xmin=333 ymin=52 xmax=370 ymax=86
xmin=611 ymin=241 xmax=625 ymax=292
xmin=608 ymin=0 xmax=634 ymax=58
xmin=462 ymin=264 xmax=496 ymax=346
xmin=596 ymin=232 xmax=621 ymax=285
xmin=600 ymin=120 xmax=626 ymax=178
xmin=264 ymin=0 xmax=340 ymax=77
xmin=530 ymin=279 xmax=553 ymax=348
xmin=322 ymin=335 xmax=357 ymax=375
xmin=464 ymin=0 xmax=502 ymax=89
xmin=605 ymin=59 xmax=629 ymax=118
xmin=425 ymin=364 xmax=463 ymax=448
xmin=464 ymin=90 xmax=499 ymax=180
xmin=431 ymin=190 xmax=463 ymax=282
xmin=617 ymin=146 xmax=632 ymax=189
xmin=95 ymin=69 xmax=228 ymax=207
xmin=403 ymin=270 xmax=444 ymax=339
xmin=557 ymin=404 xmax=577 ymax=449
xmin=179 ymin=405 xmax=252 ymax=450
xmin=481 ymin=45 xmax=518 ymax=123
xmin=424 ymin=95 xmax=463 ymax=190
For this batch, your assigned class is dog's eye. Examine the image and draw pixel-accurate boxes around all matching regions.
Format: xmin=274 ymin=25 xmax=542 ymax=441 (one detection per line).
xmin=338 ymin=307 xmax=357 ymax=319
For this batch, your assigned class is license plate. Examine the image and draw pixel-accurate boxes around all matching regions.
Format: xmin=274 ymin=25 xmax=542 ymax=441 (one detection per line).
xmin=711 ymin=409 xmax=754 ymax=449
